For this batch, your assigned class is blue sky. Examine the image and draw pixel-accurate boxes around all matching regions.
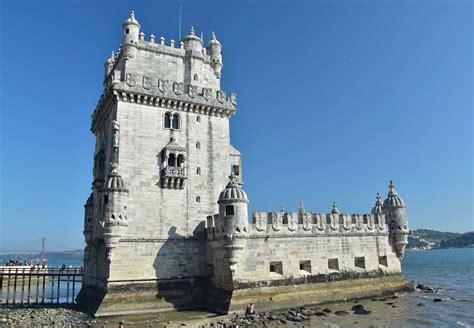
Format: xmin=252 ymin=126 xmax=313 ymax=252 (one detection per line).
xmin=0 ymin=0 xmax=472 ymax=250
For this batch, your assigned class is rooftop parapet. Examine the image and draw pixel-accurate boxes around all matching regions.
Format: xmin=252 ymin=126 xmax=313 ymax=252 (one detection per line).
xmin=206 ymin=211 xmax=387 ymax=238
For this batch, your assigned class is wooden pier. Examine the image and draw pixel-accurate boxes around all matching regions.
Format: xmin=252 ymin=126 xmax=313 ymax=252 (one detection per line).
xmin=0 ymin=266 xmax=83 ymax=305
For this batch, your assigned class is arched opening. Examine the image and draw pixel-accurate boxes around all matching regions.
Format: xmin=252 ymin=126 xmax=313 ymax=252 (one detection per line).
xmin=177 ymin=154 xmax=185 ymax=168
xmin=196 ymin=167 xmax=201 ymax=175
xmin=168 ymin=153 xmax=176 ymax=167
xmin=196 ymin=142 xmax=200 ymax=149
xmin=194 ymin=74 xmax=198 ymax=81
xmin=196 ymin=116 xmax=201 ymax=122
xmin=172 ymin=114 xmax=179 ymax=129
xmin=164 ymin=112 xmax=171 ymax=128
xmin=196 ymin=196 xmax=201 ymax=203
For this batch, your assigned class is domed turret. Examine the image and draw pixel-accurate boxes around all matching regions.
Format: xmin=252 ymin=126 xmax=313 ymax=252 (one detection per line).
xmin=206 ymin=32 xmax=223 ymax=78
xmin=217 ymin=174 xmax=249 ymax=273
xmin=382 ymin=181 xmax=409 ymax=258
xmin=182 ymin=26 xmax=202 ymax=52
xmin=217 ymin=174 xmax=248 ymax=235
xmin=122 ymin=10 xmax=141 ymax=44
xmin=104 ymin=163 xmax=126 ymax=190
xmin=371 ymin=192 xmax=383 ymax=214
xmin=101 ymin=163 xmax=129 ymax=261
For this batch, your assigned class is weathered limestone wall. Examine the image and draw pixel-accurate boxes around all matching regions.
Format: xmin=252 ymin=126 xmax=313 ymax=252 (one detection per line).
xmin=114 ymin=100 xmax=233 ymax=236
xmin=109 ymin=239 xmax=208 ymax=281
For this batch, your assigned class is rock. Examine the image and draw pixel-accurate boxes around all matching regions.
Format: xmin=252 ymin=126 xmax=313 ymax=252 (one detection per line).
xmin=417 ymin=303 xmax=425 ymax=307
xmin=416 ymin=284 xmax=434 ymax=293
xmin=314 ymin=311 xmax=327 ymax=317
xmin=386 ymin=302 xmax=394 ymax=305
xmin=351 ymin=304 xmax=371 ymax=315
xmin=335 ymin=310 xmax=349 ymax=316
xmin=433 ymin=298 xmax=443 ymax=302
xmin=322 ymin=308 xmax=332 ymax=313
xmin=289 ymin=310 xmax=297 ymax=317
xmin=280 ymin=319 xmax=287 ymax=324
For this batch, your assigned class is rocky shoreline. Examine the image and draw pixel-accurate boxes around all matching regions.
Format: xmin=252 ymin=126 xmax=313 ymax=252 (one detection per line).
xmin=0 ymin=284 xmax=453 ymax=327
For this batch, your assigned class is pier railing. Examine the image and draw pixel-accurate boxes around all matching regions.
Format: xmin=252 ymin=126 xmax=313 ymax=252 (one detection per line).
xmin=0 ymin=267 xmax=83 ymax=305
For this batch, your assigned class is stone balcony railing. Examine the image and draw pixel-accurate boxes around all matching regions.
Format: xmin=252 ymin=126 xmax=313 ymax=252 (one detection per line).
xmin=164 ymin=166 xmax=186 ymax=177
xmin=162 ymin=166 xmax=187 ymax=189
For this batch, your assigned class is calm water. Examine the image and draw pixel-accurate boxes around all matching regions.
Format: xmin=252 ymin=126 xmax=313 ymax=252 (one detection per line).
xmin=2 ymin=248 xmax=473 ymax=327
xmin=400 ymin=248 xmax=474 ymax=327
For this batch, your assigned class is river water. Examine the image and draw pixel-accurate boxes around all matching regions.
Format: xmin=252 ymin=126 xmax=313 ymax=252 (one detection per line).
xmin=2 ymin=248 xmax=473 ymax=327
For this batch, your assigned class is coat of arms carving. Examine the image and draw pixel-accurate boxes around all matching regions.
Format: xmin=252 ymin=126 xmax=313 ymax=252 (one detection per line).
xmin=158 ymin=79 xmax=169 ymax=93
xmin=173 ymin=82 xmax=184 ymax=95
xmin=126 ymin=73 xmax=136 ymax=87
xmin=142 ymin=76 xmax=152 ymax=90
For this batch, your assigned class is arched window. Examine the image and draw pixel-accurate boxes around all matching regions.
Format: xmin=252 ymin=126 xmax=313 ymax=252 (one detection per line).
xmin=177 ymin=154 xmax=185 ymax=168
xmin=196 ymin=116 xmax=201 ymax=122
xmin=196 ymin=142 xmax=200 ymax=149
xmin=196 ymin=167 xmax=201 ymax=175
xmin=172 ymin=114 xmax=179 ymax=129
xmin=196 ymin=196 xmax=201 ymax=203
xmin=168 ymin=153 xmax=176 ymax=167
xmin=194 ymin=74 xmax=198 ymax=81
xmin=164 ymin=112 xmax=171 ymax=128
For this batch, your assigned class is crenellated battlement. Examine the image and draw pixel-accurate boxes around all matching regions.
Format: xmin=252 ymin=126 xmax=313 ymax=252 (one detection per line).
xmin=206 ymin=211 xmax=387 ymax=238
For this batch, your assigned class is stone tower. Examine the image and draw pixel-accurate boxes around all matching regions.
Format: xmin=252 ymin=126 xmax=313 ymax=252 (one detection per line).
xmin=78 ymin=11 xmax=241 ymax=315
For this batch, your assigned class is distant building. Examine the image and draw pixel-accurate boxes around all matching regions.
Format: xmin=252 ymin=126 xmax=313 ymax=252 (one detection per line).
xmin=77 ymin=11 xmax=411 ymax=316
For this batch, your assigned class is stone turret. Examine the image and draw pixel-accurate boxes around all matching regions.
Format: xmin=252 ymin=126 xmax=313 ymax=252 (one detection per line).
xmin=217 ymin=174 xmax=249 ymax=272
xmin=383 ymin=181 xmax=409 ymax=258
xmin=101 ymin=163 xmax=129 ymax=262
xmin=122 ymin=10 xmax=140 ymax=60
xmin=207 ymin=32 xmax=223 ymax=78
xmin=122 ymin=10 xmax=140 ymax=44
xmin=182 ymin=26 xmax=203 ymax=52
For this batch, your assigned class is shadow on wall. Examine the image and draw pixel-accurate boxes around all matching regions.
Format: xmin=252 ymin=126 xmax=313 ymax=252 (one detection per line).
xmin=153 ymin=223 xmax=212 ymax=311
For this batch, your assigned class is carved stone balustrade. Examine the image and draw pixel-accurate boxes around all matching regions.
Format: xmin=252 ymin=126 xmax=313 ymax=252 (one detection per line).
xmin=162 ymin=166 xmax=187 ymax=189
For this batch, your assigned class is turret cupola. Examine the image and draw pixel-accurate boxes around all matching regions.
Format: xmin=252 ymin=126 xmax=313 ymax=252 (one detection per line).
xmin=218 ymin=174 xmax=248 ymax=204
xmin=122 ymin=10 xmax=141 ymax=44
xmin=371 ymin=192 xmax=383 ymax=214
xmin=207 ymin=32 xmax=223 ymax=78
xmin=182 ymin=26 xmax=203 ymax=52
xmin=104 ymin=163 xmax=127 ymax=190
xmin=383 ymin=180 xmax=406 ymax=208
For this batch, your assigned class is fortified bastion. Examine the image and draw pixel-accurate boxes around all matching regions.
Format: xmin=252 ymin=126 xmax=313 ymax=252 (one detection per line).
xmin=77 ymin=11 xmax=412 ymax=316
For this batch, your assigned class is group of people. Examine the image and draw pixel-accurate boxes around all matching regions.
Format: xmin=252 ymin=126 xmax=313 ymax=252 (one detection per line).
xmin=4 ymin=259 xmax=37 ymax=266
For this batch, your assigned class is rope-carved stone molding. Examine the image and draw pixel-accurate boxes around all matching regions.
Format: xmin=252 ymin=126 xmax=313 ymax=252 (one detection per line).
xmin=91 ymin=83 xmax=236 ymax=133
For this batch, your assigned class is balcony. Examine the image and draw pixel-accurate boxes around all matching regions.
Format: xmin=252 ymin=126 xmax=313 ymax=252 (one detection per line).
xmin=162 ymin=166 xmax=187 ymax=189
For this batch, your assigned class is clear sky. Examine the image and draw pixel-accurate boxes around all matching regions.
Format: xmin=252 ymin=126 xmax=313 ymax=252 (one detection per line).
xmin=0 ymin=0 xmax=472 ymax=250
